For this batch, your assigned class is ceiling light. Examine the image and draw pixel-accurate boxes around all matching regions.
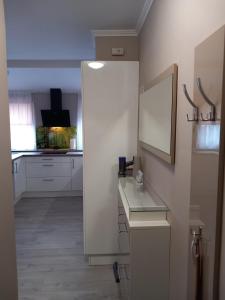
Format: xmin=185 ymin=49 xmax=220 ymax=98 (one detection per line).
xmin=88 ymin=62 xmax=104 ymax=70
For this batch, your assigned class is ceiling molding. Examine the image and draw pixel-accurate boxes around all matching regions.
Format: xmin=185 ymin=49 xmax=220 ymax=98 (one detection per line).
xmin=136 ymin=0 xmax=154 ymax=34
xmin=92 ymin=29 xmax=138 ymax=37
xmin=7 ymin=60 xmax=83 ymax=68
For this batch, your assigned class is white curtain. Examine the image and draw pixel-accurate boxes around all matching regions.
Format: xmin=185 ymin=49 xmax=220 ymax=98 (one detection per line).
xmin=9 ymin=91 xmax=36 ymax=150
xmin=195 ymin=124 xmax=220 ymax=151
xmin=76 ymin=93 xmax=83 ymax=150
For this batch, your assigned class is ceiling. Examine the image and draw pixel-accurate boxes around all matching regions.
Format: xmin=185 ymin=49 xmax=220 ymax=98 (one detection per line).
xmin=4 ymin=0 xmax=148 ymax=91
xmin=7 ymin=68 xmax=81 ymax=93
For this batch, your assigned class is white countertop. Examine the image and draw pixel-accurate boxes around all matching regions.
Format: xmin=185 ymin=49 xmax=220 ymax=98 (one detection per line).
xmin=119 ymin=177 xmax=168 ymax=212
xmin=11 ymin=151 xmax=83 ymax=161
xmin=118 ymin=177 xmax=169 ymax=228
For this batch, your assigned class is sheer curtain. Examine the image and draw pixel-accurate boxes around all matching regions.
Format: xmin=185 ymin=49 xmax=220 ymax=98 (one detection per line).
xmin=195 ymin=124 xmax=220 ymax=151
xmin=9 ymin=91 xmax=36 ymax=150
xmin=76 ymin=93 xmax=83 ymax=150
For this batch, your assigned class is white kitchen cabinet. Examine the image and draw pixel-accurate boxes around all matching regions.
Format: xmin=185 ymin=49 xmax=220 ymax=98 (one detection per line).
xmin=82 ymin=61 xmax=139 ymax=259
xmin=71 ymin=157 xmax=83 ymax=191
xmin=26 ymin=156 xmax=72 ymax=192
xmin=13 ymin=158 xmax=26 ymax=203
xmin=12 ymin=154 xmax=83 ymax=198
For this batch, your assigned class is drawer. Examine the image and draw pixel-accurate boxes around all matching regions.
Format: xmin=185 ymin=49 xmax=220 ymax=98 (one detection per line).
xmin=27 ymin=177 xmax=71 ymax=192
xmin=26 ymin=163 xmax=71 ymax=178
xmin=26 ymin=156 xmax=71 ymax=163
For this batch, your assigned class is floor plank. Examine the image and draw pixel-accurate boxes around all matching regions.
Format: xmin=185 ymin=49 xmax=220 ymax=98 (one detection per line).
xmin=15 ymin=197 xmax=120 ymax=300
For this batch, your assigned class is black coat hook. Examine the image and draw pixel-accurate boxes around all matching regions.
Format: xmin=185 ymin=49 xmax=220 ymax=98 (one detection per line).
xmin=182 ymin=84 xmax=199 ymax=122
xmin=196 ymin=78 xmax=216 ymax=121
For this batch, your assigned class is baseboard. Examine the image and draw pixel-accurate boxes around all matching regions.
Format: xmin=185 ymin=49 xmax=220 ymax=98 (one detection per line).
xmin=22 ymin=190 xmax=83 ymax=198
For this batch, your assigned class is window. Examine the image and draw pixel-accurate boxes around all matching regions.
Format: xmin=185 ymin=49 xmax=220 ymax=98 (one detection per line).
xmin=195 ymin=124 xmax=220 ymax=151
xmin=9 ymin=92 xmax=36 ymax=150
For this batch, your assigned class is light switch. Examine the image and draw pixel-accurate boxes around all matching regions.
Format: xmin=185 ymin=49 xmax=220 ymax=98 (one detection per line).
xmin=112 ymin=48 xmax=125 ymax=56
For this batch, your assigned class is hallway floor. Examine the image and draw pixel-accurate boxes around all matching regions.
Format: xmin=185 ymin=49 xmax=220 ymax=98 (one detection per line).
xmin=15 ymin=197 xmax=120 ymax=300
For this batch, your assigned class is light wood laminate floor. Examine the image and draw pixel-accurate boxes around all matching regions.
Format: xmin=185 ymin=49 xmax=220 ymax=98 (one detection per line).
xmin=15 ymin=197 xmax=120 ymax=300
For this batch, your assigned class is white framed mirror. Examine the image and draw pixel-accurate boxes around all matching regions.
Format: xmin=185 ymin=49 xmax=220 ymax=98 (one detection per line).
xmin=139 ymin=64 xmax=178 ymax=164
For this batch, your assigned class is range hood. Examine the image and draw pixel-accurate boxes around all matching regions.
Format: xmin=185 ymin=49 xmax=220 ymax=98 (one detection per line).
xmin=41 ymin=89 xmax=71 ymax=127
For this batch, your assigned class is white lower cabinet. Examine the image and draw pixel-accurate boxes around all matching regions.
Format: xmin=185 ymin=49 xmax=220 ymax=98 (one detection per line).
xmin=13 ymin=158 xmax=26 ymax=203
xmin=71 ymin=157 xmax=83 ymax=191
xmin=12 ymin=155 xmax=83 ymax=200
xmin=26 ymin=157 xmax=72 ymax=192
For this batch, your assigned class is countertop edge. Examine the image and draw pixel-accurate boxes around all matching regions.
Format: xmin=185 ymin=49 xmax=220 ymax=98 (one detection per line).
xmin=11 ymin=152 xmax=83 ymax=161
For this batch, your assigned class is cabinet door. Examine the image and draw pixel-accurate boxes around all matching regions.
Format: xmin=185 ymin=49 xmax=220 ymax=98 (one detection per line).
xmin=71 ymin=157 xmax=83 ymax=191
xmin=14 ymin=158 xmax=26 ymax=201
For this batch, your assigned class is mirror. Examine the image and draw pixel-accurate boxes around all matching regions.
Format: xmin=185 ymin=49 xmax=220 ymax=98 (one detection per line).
xmin=139 ymin=64 xmax=178 ymax=164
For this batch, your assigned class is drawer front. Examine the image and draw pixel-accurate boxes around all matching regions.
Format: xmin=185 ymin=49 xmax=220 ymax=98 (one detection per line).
xmin=26 ymin=156 xmax=71 ymax=163
xmin=26 ymin=163 xmax=71 ymax=178
xmin=27 ymin=177 xmax=71 ymax=191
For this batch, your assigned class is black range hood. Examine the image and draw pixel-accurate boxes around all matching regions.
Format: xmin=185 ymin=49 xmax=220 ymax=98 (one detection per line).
xmin=41 ymin=89 xmax=71 ymax=127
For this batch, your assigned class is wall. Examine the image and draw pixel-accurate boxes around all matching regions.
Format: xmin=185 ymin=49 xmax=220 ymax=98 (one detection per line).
xmin=32 ymin=92 xmax=78 ymax=127
xmin=139 ymin=1 xmax=225 ymax=299
xmin=95 ymin=36 xmax=138 ymax=61
xmin=0 ymin=1 xmax=18 ymax=299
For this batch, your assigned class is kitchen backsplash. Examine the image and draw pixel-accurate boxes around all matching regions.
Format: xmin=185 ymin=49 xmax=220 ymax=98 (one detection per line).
xmin=36 ymin=127 xmax=76 ymax=149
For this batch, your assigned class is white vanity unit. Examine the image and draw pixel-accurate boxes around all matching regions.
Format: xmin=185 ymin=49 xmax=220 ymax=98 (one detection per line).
xmin=12 ymin=153 xmax=83 ymax=203
xmin=117 ymin=177 xmax=170 ymax=300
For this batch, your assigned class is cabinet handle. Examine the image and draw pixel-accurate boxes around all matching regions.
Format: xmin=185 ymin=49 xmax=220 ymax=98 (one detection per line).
xmin=113 ymin=262 xmax=120 ymax=283
xmin=43 ymin=179 xmax=54 ymax=182
xmin=72 ymin=159 xmax=75 ymax=169
xmin=42 ymin=158 xmax=53 ymax=161
xmin=42 ymin=164 xmax=54 ymax=167
xmin=15 ymin=163 xmax=18 ymax=174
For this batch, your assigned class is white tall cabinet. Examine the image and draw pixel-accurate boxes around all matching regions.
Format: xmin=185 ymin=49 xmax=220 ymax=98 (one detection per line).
xmin=82 ymin=61 xmax=139 ymax=262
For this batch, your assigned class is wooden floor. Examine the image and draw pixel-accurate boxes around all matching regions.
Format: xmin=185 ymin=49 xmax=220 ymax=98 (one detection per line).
xmin=15 ymin=197 xmax=120 ymax=300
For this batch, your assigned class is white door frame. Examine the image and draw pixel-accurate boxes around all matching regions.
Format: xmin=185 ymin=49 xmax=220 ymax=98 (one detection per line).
xmin=0 ymin=1 xmax=18 ymax=299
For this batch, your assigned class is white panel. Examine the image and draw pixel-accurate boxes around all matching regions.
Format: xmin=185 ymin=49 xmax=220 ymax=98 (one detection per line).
xmin=82 ymin=61 xmax=139 ymax=255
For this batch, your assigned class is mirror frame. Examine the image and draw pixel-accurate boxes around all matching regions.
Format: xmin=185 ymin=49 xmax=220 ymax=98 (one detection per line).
xmin=139 ymin=64 xmax=178 ymax=165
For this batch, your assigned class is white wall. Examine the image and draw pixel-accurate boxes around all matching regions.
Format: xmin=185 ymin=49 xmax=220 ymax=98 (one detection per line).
xmin=139 ymin=1 xmax=225 ymax=299
xmin=0 ymin=1 xmax=18 ymax=298
xmin=32 ymin=92 xmax=78 ymax=127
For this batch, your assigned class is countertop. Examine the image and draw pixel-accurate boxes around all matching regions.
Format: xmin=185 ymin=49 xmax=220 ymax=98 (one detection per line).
xmin=11 ymin=151 xmax=83 ymax=161
xmin=119 ymin=177 xmax=168 ymax=212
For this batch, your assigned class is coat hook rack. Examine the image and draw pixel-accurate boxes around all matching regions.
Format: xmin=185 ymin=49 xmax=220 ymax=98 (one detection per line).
xmin=182 ymin=84 xmax=199 ymax=122
xmin=196 ymin=78 xmax=216 ymax=121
